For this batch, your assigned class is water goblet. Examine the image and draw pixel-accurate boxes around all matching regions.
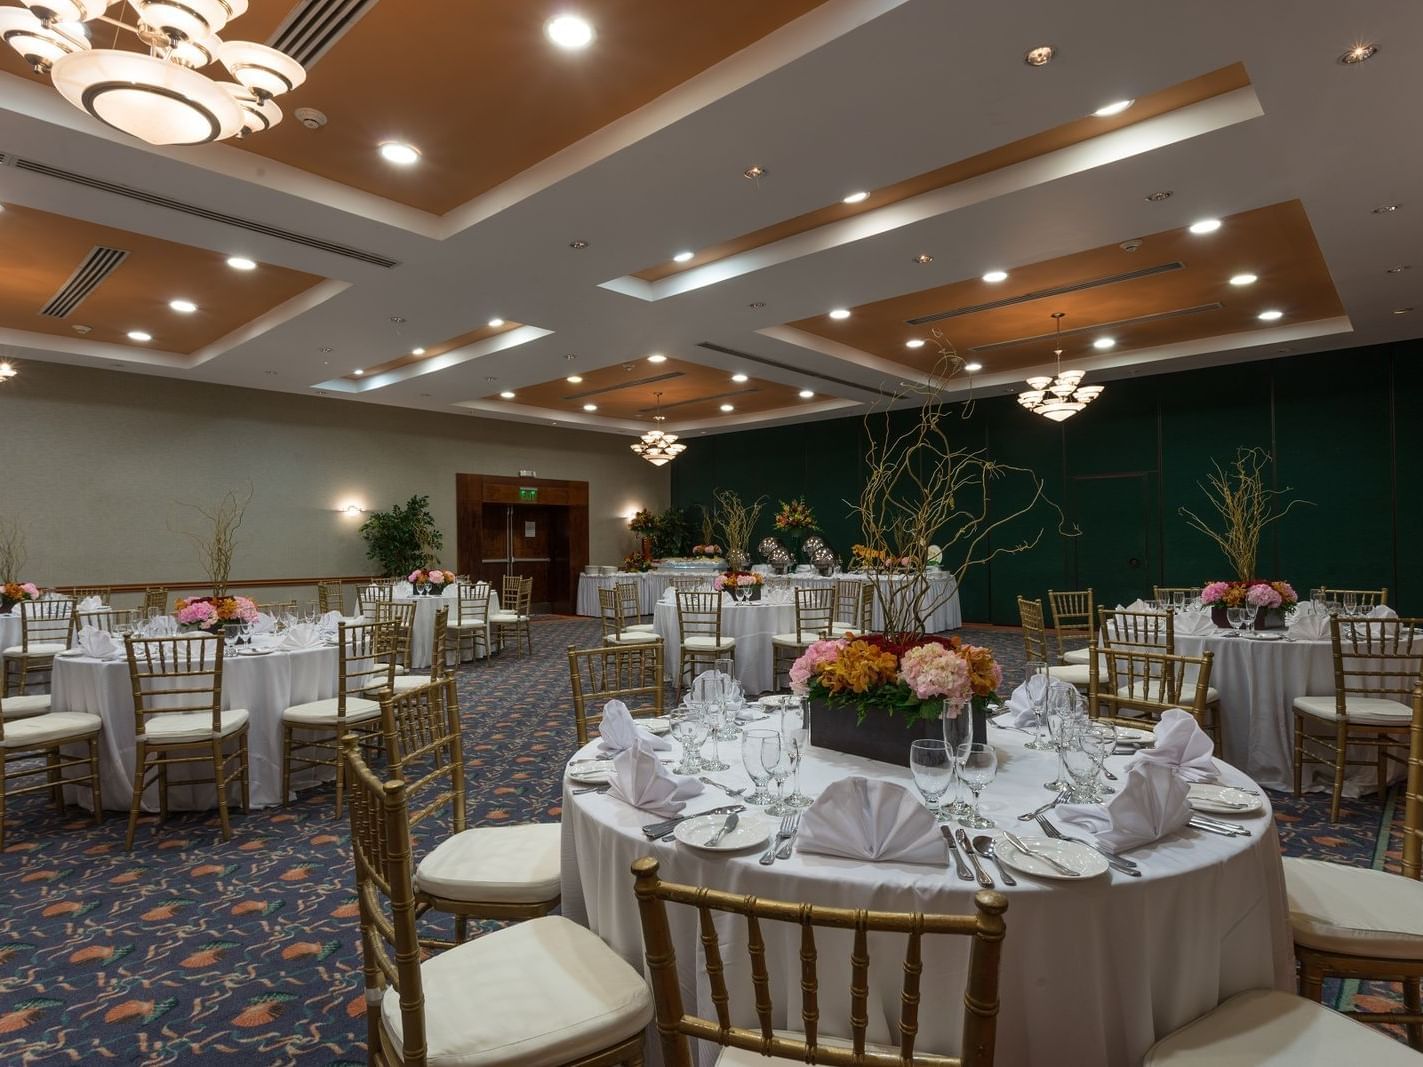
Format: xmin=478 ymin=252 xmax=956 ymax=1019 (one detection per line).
xmin=1342 ymin=592 xmax=1358 ymax=616
xmin=1088 ymin=721 xmax=1118 ymax=795
xmin=670 ymin=705 xmax=705 ymax=775
xmin=740 ymin=729 xmax=778 ymax=805
xmin=956 ymin=742 xmax=998 ymax=828
xmin=697 ymin=702 xmax=730 ymax=772
xmin=1061 ymin=732 xmax=1100 ymax=802
xmin=1021 ymin=660 xmax=1053 ymax=750
xmin=760 ymin=733 xmax=794 ymax=816
xmin=1226 ymin=604 xmax=1244 ymax=632
xmin=1042 ymin=683 xmax=1077 ymax=793
xmin=782 ymin=698 xmax=814 ymax=808
xmin=909 ymin=739 xmax=953 ymax=823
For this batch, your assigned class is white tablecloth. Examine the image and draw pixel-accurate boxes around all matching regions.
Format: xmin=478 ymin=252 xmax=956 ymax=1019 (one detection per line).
xmin=561 ymin=726 xmax=1291 ymax=1067
xmin=52 ymin=642 xmax=341 ymax=810
xmin=0 ymin=611 xmax=19 ymax=654
xmin=389 ymin=590 xmax=499 ymax=668
xmin=652 ymin=598 xmax=796 ymax=695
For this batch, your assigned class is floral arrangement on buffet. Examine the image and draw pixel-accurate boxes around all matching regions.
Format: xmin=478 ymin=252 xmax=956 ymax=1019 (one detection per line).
xmin=408 ymin=568 xmax=455 ymax=593
xmin=0 ymin=581 xmax=40 ymax=611
xmin=627 ymin=509 xmax=657 ymax=535
xmin=175 ymin=595 xmax=259 ymax=633
xmin=774 ymin=497 xmax=818 ymax=533
xmin=714 ymin=570 xmax=764 ymax=599
xmin=850 ymin=544 xmax=918 ymax=572
xmin=1200 ymin=578 xmax=1298 ymax=629
xmin=621 ymin=553 xmax=654 ymax=573
xmin=690 ymin=544 xmax=723 ymax=558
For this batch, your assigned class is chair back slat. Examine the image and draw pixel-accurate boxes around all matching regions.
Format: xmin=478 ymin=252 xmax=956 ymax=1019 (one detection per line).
xmin=697 ymin=904 xmax=732 ymax=1030
xmin=379 ymin=678 xmax=463 ymax=834
xmin=427 ymin=607 xmax=448 ymax=682
xmin=800 ymin=920 xmax=820 ymax=1045
xmin=1047 ymin=589 xmax=1094 ymax=661
xmin=125 ymin=634 xmax=225 ymax=736
xmin=1404 ymin=684 xmax=1423 ymax=881
xmin=899 ymin=925 xmax=924 ymax=1062
xmin=566 ymin=643 xmax=665 ymax=745
xmin=1319 ymin=586 xmax=1388 ymax=608
xmin=747 ymin=911 xmax=774 ymax=1041
xmin=794 ymin=586 xmax=834 ymax=639
xmin=20 ymin=597 xmax=76 ymax=649
xmin=1016 ymin=597 xmax=1048 ymax=663
xmin=850 ymin=922 xmax=869 ymax=1056
xmin=1329 ymin=616 xmax=1423 ymax=708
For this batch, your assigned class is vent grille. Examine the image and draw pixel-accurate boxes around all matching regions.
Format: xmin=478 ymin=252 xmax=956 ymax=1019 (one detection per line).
xmin=40 ymin=246 xmax=129 ymax=317
xmin=8 ymin=155 xmax=400 ymax=268
xmin=907 ymin=262 xmax=1185 ymax=326
xmin=268 ymin=0 xmax=380 ymax=67
xmin=639 ymin=387 xmax=757 ymax=414
xmin=969 ymin=303 xmax=1224 ymax=353
xmin=563 ymin=370 xmax=682 ymax=401
xmin=696 ymin=342 xmax=897 ymax=399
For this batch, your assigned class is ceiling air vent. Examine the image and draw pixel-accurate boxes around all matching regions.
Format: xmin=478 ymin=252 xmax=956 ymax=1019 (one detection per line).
xmin=968 ymin=303 xmax=1224 ymax=353
xmin=907 ymin=262 xmax=1185 ymax=326
xmin=40 ymin=246 xmax=129 ymax=318
xmin=696 ymin=342 xmax=898 ymax=399
xmin=268 ymin=0 xmax=381 ymax=68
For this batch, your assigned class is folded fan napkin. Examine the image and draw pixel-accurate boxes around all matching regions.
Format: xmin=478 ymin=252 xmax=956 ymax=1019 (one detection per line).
xmin=249 ymin=613 xmax=277 ymax=635
xmin=1055 ymin=761 xmax=1190 ymax=854
xmin=277 ymin=623 xmax=325 ymax=651
xmin=796 ymin=776 xmax=946 ymax=865
xmin=1133 ymin=707 xmax=1218 ymax=783
xmin=1370 ymin=604 xmax=1399 ymax=619
xmin=442 ymin=583 xmax=458 ymax=598
xmin=1122 ymin=599 xmax=1156 ymax=614
xmin=393 ymin=581 xmax=413 ymax=598
xmin=605 ymin=737 xmax=704 ymax=817
xmin=1174 ymin=610 xmax=1218 ymax=637
xmin=316 ymin=610 xmax=343 ymax=638
xmin=996 ymin=673 xmax=1049 ymax=729
xmin=691 ymin=669 xmax=736 ymax=705
xmin=1288 ymin=611 xmax=1330 ymax=641
xmin=77 ymin=596 xmax=104 ymax=612
xmin=75 ymin=625 xmax=122 ymax=659
xmin=598 ymin=698 xmax=672 ymax=755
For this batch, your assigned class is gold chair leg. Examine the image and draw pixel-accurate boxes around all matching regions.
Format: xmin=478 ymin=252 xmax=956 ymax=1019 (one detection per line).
xmin=125 ymin=742 xmax=148 ymax=851
xmin=1330 ymin=722 xmax=1347 ymax=823
xmin=333 ymin=733 xmax=345 ymax=819
xmin=239 ymin=733 xmax=251 ymax=813
xmin=1294 ymin=714 xmax=1306 ymax=797
xmin=88 ymin=737 xmax=101 ymax=826
xmin=1405 ymin=977 xmax=1423 ymax=1050
xmin=46 ymin=750 xmax=63 ymax=812
xmin=0 ymin=759 xmax=7 ymax=851
xmin=157 ymin=760 xmax=169 ymax=823
xmin=213 ymin=738 xmax=234 ymax=841
xmin=281 ymin=723 xmax=293 ymax=804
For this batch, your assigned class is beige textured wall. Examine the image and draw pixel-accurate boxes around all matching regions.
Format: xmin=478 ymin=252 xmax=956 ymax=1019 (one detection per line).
xmin=0 ymin=362 xmax=669 ymax=587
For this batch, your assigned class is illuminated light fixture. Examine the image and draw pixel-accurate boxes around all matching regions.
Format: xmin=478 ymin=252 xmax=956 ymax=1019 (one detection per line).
xmin=544 ymin=14 xmax=594 ymax=49
xmin=1386 ymin=266 xmax=1410 ymax=274
xmin=0 ymin=8 xmax=88 ymax=73
xmin=646 ymin=353 xmax=667 ymax=364
xmin=828 ymin=308 xmax=851 ymax=320
xmin=731 ymin=373 xmax=748 ymax=383
xmin=582 ymin=403 xmax=598 ymax=412
xmin=1017 ymin=311 xmax=1103 ymax=422
xmin=1394 ymin=307 xmax=1414 ymax=315
xmin=353 ymin=368 xmax=364 ymax=376
xmin=1229 ymin=273 xmax=1258 ymax=286
xmin=1188 ymin=218 xmax=1222 ymax=234
xmin=499 ymin=390 xmax=515 ymax=399
xmin=1024 ymin=44 xmax=1055 ymax=66
xmin=905 ymin=339 xmax=925 ymax=349
xmin=742 ymin=164 xmax=766 ymax=180
xmin=565 ymin=375 xmax=582 ymax=384
xmin=127 ymin=329 xmax=152 ymax=341
xmin=672 ymin=250 xmax=694 ymax=263
xmin=719 ymin=403 xmax=735 ymax=413
xmin=798 ymin=389 xmax=815 ymax=399
xmin=378 ymin=141 xmax=419 ymax=165
xmin=487 ymin=318 xmax=504 ymax=328
xmin=1092 ymin=99 xmax=1134 ymax=117
xmin=1373 ymin=204 xmax=1400 ymax=214
xmin=1257 ymin=309 xmax=1284 ymax=321
xmin=0 ymin=360 xmax=19 ymax=382
xmin=226 ymin=256 xmax=256 ymax=270
xmin=981 ymin=270 xmax=1009 ymax=283
xmin=842 ymin=191 xmax=869 ymax=204
xmin=1339 ymin=42 xmax=1378 ymax=64
xmin=411 ymin=347 xmax=425 ymax=356
xmin=964 ymin=362 xmax=983 ymax=373
xmin=168 ymin=298 xmax=197 ymax=313
xmin=1093 ymin=337 xmax=1116 ymax=350
xmin=224 ymin=81 xmax=280 ymax=135
xmin=630 ymin=391 xmax=686 ymax=467
xmin=343 ymin=503 xmax=365 ymax=516
xmin=913 ymin=253 xmax=933 ymax=265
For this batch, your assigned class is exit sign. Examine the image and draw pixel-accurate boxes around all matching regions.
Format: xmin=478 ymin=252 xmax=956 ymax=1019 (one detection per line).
xmin=518 ymin=487 xmax=538 ymax=501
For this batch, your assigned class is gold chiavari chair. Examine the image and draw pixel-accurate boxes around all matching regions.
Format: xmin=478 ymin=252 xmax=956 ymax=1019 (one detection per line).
xmin=281 ymin=620 xmax=395 ymax=816
xmin=772 ymin=586 xmax=835 ymax=689
xmin=358 ymin=581 xmax=394 ymax=617
xmin=631 ymin=855 xmax=1008 ymax=1067
xmin=1095 ymin=607 xmax=1221 ymax=744
xmin=491 ymin=576 xmax=533 ymax=656
xmin=317 ymin=580 xmax=345 ymax=615
xmin=123 ymin=633 xmax=251 ymax=849
xmin=764 ymin=574 xmax=794 ymax=600
xmin=366 ymin=601 xmax=416 ymax=674
xmin=142 ymin=587 xmax=168 ymax=615
xmin=448 ymin=581 xmax=491 ymax=664
xmin=616 ymin=580 xmax=655 ymax=634
xmin=1087 ymin=645 xmax=1215 ymax=735
xmin=567 ymin=643 xmax=666 ymax=746
xmin=3 ymin=597 xmax=75 ymax=696
xmin=1153 ymin=586 xmax=1203 ymax=606
xmin=77 ymin=607 xmax=141 ymax=635
xmin=675 ymin=590 xmax=735 ymax=695
xmin=598 ymin=587 xmax=661 ymax=648
xmin=70 ymin=586 xmax=111 ymax=605
xmin=377 ymin=678 xmax=562 ymax=947
xmin=340 ymin=734 xmax=653 ymax=1067
xmin=1016 ymin=597 xmax=1090 ymax=689
xmin=1294 ymin=615 xmax=1423 ymax=823
xmin=1047 ymin=588 xmax=1095 ymax=666
xmin=830 ymin=578 xmax=875 ymax=637
xmin=1318 ymin=586 xmax=1390 ymax=609
xmin=0 ymin=689 xmax=102 ymax=849
xmin=390 ymin=607 xmax=449 ymax=692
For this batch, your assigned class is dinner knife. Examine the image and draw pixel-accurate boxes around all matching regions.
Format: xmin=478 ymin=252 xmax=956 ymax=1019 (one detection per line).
xmin=940 ymin=825 xmax=974 ymax=882
xmin=641 ymin=804 xmax=743 ymax=838
xmin=956 ymin=828 xmax=994 ymax=889
xmin=704 ymin=813 xmax=739 ymax=848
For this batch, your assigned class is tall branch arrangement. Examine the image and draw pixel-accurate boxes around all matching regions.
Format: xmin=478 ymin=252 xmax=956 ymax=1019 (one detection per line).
xmin=173 ymin=484 xmax=253 ymax=598
xmin=712 ymin=489 xmax=766 ymax=567
xmin=0 ymin=518 xmax=27 ymax=583
xmin=1178 ymin=447 xmax=1312 ymax=581
xmin=852 ymin=345 xmax=1073 ymax=641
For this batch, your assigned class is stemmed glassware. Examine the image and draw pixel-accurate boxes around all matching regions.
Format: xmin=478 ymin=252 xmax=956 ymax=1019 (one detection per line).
xmin=740 ymin=728 xmax=778 ymax=804
xmin=1022 ymin=660 xmax=1053 ymax=750
xmin=941 ymin=707 xmax=975 ymax=819
xmin=1343 ymin=592 xmax=1358 ymax=616
xmin=956 ymin=742 xmax=998 ymax=828
xmin=1226 ymin=604 xmax=1245 ymax=633
xmin=782 ymin=697 xmax=814 ymax=808
xmin=1060 ymin=726 xmax=1099 ymax=802
xmin=709 ymin=657 xmax=742 ymax=740
xmin=670 ymin=704 xmax=706 ymax=775
xmin=1088 ymin=720 xmax=1118 ymax=796
xmin=695 ymin=700 xmax=730 ymax=772
xmin=909 ymin=739 xmax=953 ymax=823
xmin=1042 ymin=683 xmax=1079 ymax=793
xmin=760 ymin=733 xmax=794 ymax=816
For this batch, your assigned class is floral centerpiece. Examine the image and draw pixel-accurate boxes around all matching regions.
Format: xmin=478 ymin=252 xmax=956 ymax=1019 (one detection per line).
xmin=1 ymin=581 xmax=40 ymax=612
xmin=714 ymin=570 xmax=764 ymax=601
xmin=409 ymin=568 xmax=455 ymax=595
xmin=1200 ymin=579 xmax=1298 ymax=630
xmin=690 ymin=544 xmax=723 ymax=558
xmin=774 ymin=497 xmax=818 ymax=558
xmin=175 ymin=595 xmax=259 ymax=634
xmin=621 ymin=553 xmax=654 ymax=574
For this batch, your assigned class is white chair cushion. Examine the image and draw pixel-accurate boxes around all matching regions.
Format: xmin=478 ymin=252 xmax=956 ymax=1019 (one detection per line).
xmin=391 ymin=674 xmax=433 ymax=692
xmin=1143 ymin=988 xmax=1423 ymax=1064
xmin=3 ymin=711 xmax=101 ymax=748
xmin=625 ymin=623 xmax=656 ymax=633
xmin=771 ymin=632 xmax=825 ymax=647
xmin=2 ymin=642 xmax=66 ymax=657
xmin=1293 ymin=695 xmax=1412 ymax=725
xmin=282 ymin=697 xmax=380 ymax=726
xmin=1116 ymin=682 xmax=1220 ymax=705
xmin=1283 ymin=857 xmax=1423 ymax=960
xmin=1061 ymin=647 xmax=1091 ymax=665
xmin=490 ymin=613 xmax=528 ymax=623
xmin=1047 ymin=663 xmax=1092 ymax=686
xmin=380 ymin=914 xmax=652 ymax=1067
xmin=143 ymin=708 xmax=249 ymax=743
xmin=611 ymin=630 xmax=659 ymax=644
xmin=2 ymin=693 xmax=52 ymax=718
xmin=829 ymin=623 xmax=863 ymax=635
xmin=684 ymin=636 xmax=736 ymax=651
xmin=415 ymin=823 xmax=562 ymax=904
xmin=448 ymin=620 xmax=487 ymax=630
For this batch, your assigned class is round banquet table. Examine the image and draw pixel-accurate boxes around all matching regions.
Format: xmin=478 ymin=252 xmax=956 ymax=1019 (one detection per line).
xmin=52 ymin=639 xmax=342 ymax=811
xmin=0 ymin=611 xmax=19 ymax=655
xmin=560 ymin=726 xmax=1292 ymax=1067
xmin=389 ymin=588 xmax=499 ymax=668
xmin=652 ymin=596 xmax=796 ymax=695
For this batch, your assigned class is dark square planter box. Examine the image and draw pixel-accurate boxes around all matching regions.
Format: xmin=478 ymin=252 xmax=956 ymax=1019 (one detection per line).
xmin=808 ymin=699 xmax=987 ymax=767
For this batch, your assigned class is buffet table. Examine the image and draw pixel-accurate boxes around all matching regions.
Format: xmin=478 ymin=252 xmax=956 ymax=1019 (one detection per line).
xmin=561 ymin=725 xmax=1291 ymax=1067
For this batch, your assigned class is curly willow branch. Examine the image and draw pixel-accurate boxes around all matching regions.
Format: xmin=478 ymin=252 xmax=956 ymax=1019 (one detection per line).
xmin=171 ymin=483 xmax=254 ymax=598
xmin=712 ymin=489 xmax=766 ymax=566
xmin=1177 ymin=447 xmax=1313 ymax=581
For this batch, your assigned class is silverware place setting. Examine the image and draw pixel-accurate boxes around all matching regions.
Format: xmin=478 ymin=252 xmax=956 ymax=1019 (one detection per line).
xmin=760 ymin=814 xmax=800 ymax=865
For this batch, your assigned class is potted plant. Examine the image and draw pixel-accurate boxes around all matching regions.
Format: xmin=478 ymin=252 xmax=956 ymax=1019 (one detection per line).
xmin=360 ymin=495 xmax=443 ymax=578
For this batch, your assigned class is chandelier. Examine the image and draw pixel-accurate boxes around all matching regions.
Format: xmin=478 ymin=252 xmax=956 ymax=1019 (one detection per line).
xmin=630 ymin=392 xmax=686 ymax=467
xmin=0 ymin=1 xmax=306 ymax=146
xmin=1017 ymin=311 xmax=1104 ymax=422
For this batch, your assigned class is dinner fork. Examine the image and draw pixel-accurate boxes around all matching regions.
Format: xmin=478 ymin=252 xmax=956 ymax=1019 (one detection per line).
xmin=760 ymin=814 xmax=798 ymax=865
xmin=1035 ymin=815 xmax=1141 ymax=877
xmin=698 ymin=777 xmax=747 ymax=797
xmin=775 ymin=814 xmax=801 ymax=860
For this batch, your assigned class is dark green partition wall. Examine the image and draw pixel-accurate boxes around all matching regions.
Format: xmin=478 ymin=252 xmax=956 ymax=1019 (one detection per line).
xmin=671 ymin=339 xmax=1421 ymax=623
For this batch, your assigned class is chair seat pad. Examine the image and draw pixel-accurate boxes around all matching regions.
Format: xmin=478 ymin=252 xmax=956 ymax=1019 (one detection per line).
xmin=2 ymin=642 xmax=66 ymax=657
xmin=490 ymin=613 xmax=529 ymax=624
xmin=610 ymin=630 xmax=660 ymax=644
xmin=1143 ymin=988 xmax=1422 ymax=1064
xmin=829 ymin=623 xmax=864 ymax=636
xmin=624 ymin=623 xmax=656 ymax=633
xmin=771 ymin=632 xmax=826 ymax=647
xmin=144 ymin=708 xmax=248 ymax=743
xmin=380 ymin=915 xmax=652 ymax=1067
xmin=1117 ymin=682 xmax=1220 ymax=704
xmin=391 ymin=674 xmax=433 ymax=692
xmin=416 ymin=823 xmax=562 ymax=904
xmin=1293 ymin=695 xmax=1412 ymax=725
xmin=2 ymin=693 xmax=52 ymax=718
xmin=1047 ymin=663 xmax=1092 ymax=686
xmin=448 ymin=620 xmax=488 ymax=630
xmin=3 ymin=711 xmax=102 ymax=748
xmin=684 ymin=636 xmax=736 ymax=651
xmin=1061 ymin=647 xmax=1092 ymax=665
xmin=1283 ymin=857 xmax=1423 ymax=959
xmin=282 ymin=697 xmax=380 ymax=726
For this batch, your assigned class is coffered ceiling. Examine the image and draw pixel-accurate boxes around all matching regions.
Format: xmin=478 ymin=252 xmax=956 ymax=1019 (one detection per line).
xmin=0 ymin=0 xmax=1418 ymax=439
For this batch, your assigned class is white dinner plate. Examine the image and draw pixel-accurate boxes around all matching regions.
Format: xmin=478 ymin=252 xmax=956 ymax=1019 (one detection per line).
xmin=567 ymin=758 xmax=616 ymax=785
xmin=236 ymin=647 xmax=275 ymax=656
xmin=997 ymin=836 xmax=1108 ymax=880
xmin=672 ymin=813 xmax=770 ymax=852
xmin=758 ymin=695 xmax=799 ymax=711
xmin=56 ymin=648 xmax=85 ymax=658
xmin=1187 ymin=784 xmax=1264 ymax=815
xmin=1113 ymin=726 xmax=1154 ymax=744
xmin=1243 ymin=631 xmax=1285 ymax=641
xmin=641 ymin=717 xmax=672 ymax=736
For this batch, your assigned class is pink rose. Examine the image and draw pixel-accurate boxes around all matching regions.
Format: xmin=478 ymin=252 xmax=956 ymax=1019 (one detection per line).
xmin=20 ymin=582 xmax=38 ymax=598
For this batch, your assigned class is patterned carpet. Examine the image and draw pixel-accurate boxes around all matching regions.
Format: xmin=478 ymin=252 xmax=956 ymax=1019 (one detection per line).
xmin=0 ymin=620 xmax=1411 ymax=1064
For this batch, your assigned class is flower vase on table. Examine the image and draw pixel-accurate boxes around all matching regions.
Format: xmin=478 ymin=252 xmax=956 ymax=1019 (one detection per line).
xmin=174 ymin=595 xmax=258 ymax=634
xmin=1 ymin=581 xmax=39 ymax=614
xmin=1201 ymin=579 xmax=1298 ymax=631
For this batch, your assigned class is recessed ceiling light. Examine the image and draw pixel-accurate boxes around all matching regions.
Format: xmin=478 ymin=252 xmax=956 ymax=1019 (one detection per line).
xmin=731 ymin=373 xmax=749 ymax=383
xmin=647 ymin=353 xmax=667 ymax=363
xmin=569 ymin=239 xmax=589 ymax=249
xmin=168 ymin=299 xmax=197 ymax=313
xmin=905 ymin=339 xmax=925 ymax=349
xmin=411 ymin=347 xmax=426 ymax=355
xmin=500 ymin=390 xmax=516 ymax=399
xmin=964 ymin=361 xmax=983 ymax=373
xmin=1393 ymin=307 xmax=1413 ymax=315
xmin=1093 ymin=337 xmax=1116 ymax=350
xmin=743 ymin=164 xmax=766 ymax=180
xmin=1339 ymin=42 xmax=1378 ymax=64
xmin=583 ymin=403 xmax=598 ymax=412
xmin=353 ymin=368 xmax=364 ymax=376
xmin=1024 ymin=44 xmax=1055 ymax=66
xmin=565 ymin=375 xmax=582 ymax=383
xmin=378 ymin=141 xmax=420 ymax=165
xmin=1092 ymin=99 xmax=1134 ymax=117
xmin=748 ymin=301 xmax=766 ymax=309
xmin=1372 ymin=204 xmax=1400 ymax=214
xmin=126 ymin=330 xmax=152 ymax=342
xmin=798 ymin=389 xmax=815 ymax=399
xmin=828 ymin=308 xmax=851 ymax=320
xmin=1229 ymin=273 xmax=1258 ymax=286
xmin=226 ymin=256 xmax=256 ymax=270
xmin=1258 ymin=309 xmax=1284 ymax=321
xmin=981 ymin=270 xmax=1009 ymax=283
xmin=913 ymin=253 xmax=934 ymax=265
xmin=1189 ymin=218 xmax=1222 ymax=234
xmin=1144 ymin=190 xmax=1173 ymax=202
xmin=672 ymin=250 xmax=694 ymax=263
xmin=842 ymin=191 xmax=869 ymax=204
xmin=1386 ymin=265 xmax=1410 ymax=274
xmin=545 ymin=14 xmax=594 ymax=49
xmin=487 ymin=318 xmax=504 ymax=328
xmin=719 ymin=403 xmax=735 ymax=413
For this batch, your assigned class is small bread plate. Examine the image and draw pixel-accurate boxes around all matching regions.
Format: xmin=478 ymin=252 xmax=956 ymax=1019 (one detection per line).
xmin=997 ymin=836 xmax=1108 ymax=880
xmin=56 ymin=648 xmax=86 ymax=658
xmin=1243 ymin=631 xmax=1285 ymax=641
xmin=758 ymin=694 xmax=799 ymax=712
xmin=641 ymin=717 xmax=672 ymax=736
xmin=672 ymin=813 xmax=770 ymax=852
xmin=566 ymin=758 xmax=616 ymax=785
xmin=1187 ymin=784 xmax=1264 ymax=815
xmin=1113 ymin=726 xmax=1154 ymax=745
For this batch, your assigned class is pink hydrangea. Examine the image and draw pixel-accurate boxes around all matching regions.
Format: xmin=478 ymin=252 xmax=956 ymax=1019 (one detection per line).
xmin=408 ymin=570 xmax=423 ymax=583
xmin=20 ymin=582 xmax=38 ymax=599
xmin=232 ymin=596 xmax=259 ymax=623
xmin=898 ymin=643 xmax=971 ymax=712
xmin=176 ymin=600 xmax=218 ymax=627
xmin=1246 ymin=583 xmax=1283 ymax=609
xmin=789 ymin=638 xmax=845 ymax=695
xmin=1273 ymin=581 xmax=1298 ymax=604
xmin=1200 ymin=581 xmax=1232 ymax=605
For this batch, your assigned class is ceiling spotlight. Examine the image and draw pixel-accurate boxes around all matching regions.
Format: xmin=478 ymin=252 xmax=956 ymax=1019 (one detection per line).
xmin=1093 ymin=337 xmax=1116 ymax=350
xmin=842 ymin=191 xmax=869 ymax=204
xmin=671 ymin=250 xmax=695 ymax=263
xmin=1229 ymin=273 xmax=1258 ymax=286
xmin=500 ymin=390 xmax=516 ymax=399
xmin=487 ymin=318 xmax=505 ymax=328
xmin=545 ymin=14 xmax=595 ymax=49
xmin=719 ymin=403 xmax=735 ymax=413
xmin=566 ymin=375 xmax=582 ymax=383
xmin=981 ymin=270 xmax=1009 ymax=283
xmin=1372 ymin=204 xmax=1400 ymax=214
xmin=583 ymin=402 xmax=598 ymax=412
xmin=913 ymin=253 xmax=934 ymax=265
xmin=1394 ymin=307 xmax=1414 ymax=315
xmin=378 ymin=141 xmax=420 ymax=165
xmin=1024 ymin=45 xmax=1055 ymax=67
xmin=126 ymin=330 xmax=152 ymax=342
xmin=1386 ymin=265 xmax=1410 ymax=274
xmin=569 ymin=239 xmax=589 ymax=248
xmin=647 ymin=353 xmax=667 ymax=363
xmin=798 ymin=389 xmax=815 ymax=399
xmin=353 ymin=368 xmax=364 ymax=376
xmin=1339 ymin=42 xmax=1378 ymax=65
xmin=1189 ymin=218 xmax=1222 ymax=234
xmin=731 ymin=373 xmax=749 ymax=383
xmin=963 ymin=361 xmax=984 ymax=373
xmin=743 ymin=164 xmax=766 ymax=180
xmin=1145 ymin=190 xmax=1173 ymax=202
xmin=168 ymin=299 xmax=197 ymax=313
xmin=411 ymin=347 xmax=426 ymax=356
xmin=828 ymin=308 xmax=851 ymax=320
xmin=226 ymin=256 xmax=257 ymax=270
xmin=1257 ymin=309 xmax=1284 ymax=321
xmin=1092 ymin=99 xmax=1135 ymax=117
xmin=905 ymin=339 xmax=925 ymax=349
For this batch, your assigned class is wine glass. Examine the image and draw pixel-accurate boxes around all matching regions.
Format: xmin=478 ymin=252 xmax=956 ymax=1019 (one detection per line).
xmin=782 ymin=698 xmax=814 ymax=808
xmin=695 ymin=701 xmax=729 ymax=772
xmin=670 ymin=704 xmax=705 ymax=775
xmin=1088 ymin=721 xmax=1118 ymax=796
xmin=760 ymin=733 xmax=794 ymax=816
xmin=1061 ymin=731 xmax=1099 ymax=802
xmin=740 ymin=729 xmax=777 ymax=805
xmin=1021 ymin=660 xmax=1053 ymax=750
xmin=1041 ymin=683 xmax=1076 ymax=793
xmin=1343 ymin=592 xmax=1358 ymax=616
xmin=909 ymin=739 xmax=953 ymax=823
xmin=941 ymin=707 xmax=975 ymax=818
xmin=956 ymin=743 xmax=998 ymax=828
xmin=1226 ymin=604 xmax=1244 ymax=632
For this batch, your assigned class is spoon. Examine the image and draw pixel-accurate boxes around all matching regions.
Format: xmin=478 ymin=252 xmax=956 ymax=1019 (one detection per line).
xmin=972 ymin=835 xmax=1017 ymax=887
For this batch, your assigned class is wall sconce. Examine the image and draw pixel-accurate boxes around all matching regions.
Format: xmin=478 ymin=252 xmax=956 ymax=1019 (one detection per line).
xmin=340 ymin=503 xmax=368 ymax=516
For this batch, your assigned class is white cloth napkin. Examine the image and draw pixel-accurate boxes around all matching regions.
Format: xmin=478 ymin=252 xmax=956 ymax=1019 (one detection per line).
xmin=598 ymin=699 xmax=671 ymax=756
xmin=1288 ymin=611 xmax=1330 ymax=641
xmin=796 ymin=776 xmax=946 ymax=865
xmin=77 ymin=596 xmax=104 ymax=612
xmin=1055 ymin=761 xmax=1191 ymax=854
xmin=316 ymin=610 xmax=343 ymax=638
xmin=691 ymin=669 xmax=736 ymax=705
xmin=1133 ymin=708 xmax=1218 ymax=783
xmin=249 ymin=612 xmax=277 ymax=635
xmin=1370 ymin=604 xmax=1399 ymax=619
xmin=1175 ymin=610 xmax=1217 ymax=637
xmin=996 ymin=674 xmax=1049 ymax=729
xmin=277 ymin=623 xmax=325 ymax=651
xmin=605 ymin=737 xmax=703 ymax=817
xmin=1121 ymin=599 xmax=1155 ymax=614
xmin=75 ymin=625 xmax=122 ymax=659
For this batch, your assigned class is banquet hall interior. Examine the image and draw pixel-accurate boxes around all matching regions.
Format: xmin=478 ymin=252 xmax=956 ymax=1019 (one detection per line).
xmin=2 ymin=0 xmax=1422 ymax=1064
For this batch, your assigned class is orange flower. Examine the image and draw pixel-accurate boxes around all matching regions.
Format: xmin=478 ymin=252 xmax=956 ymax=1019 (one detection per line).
xmin=819 ymin=639 xmax=899 ymax=695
